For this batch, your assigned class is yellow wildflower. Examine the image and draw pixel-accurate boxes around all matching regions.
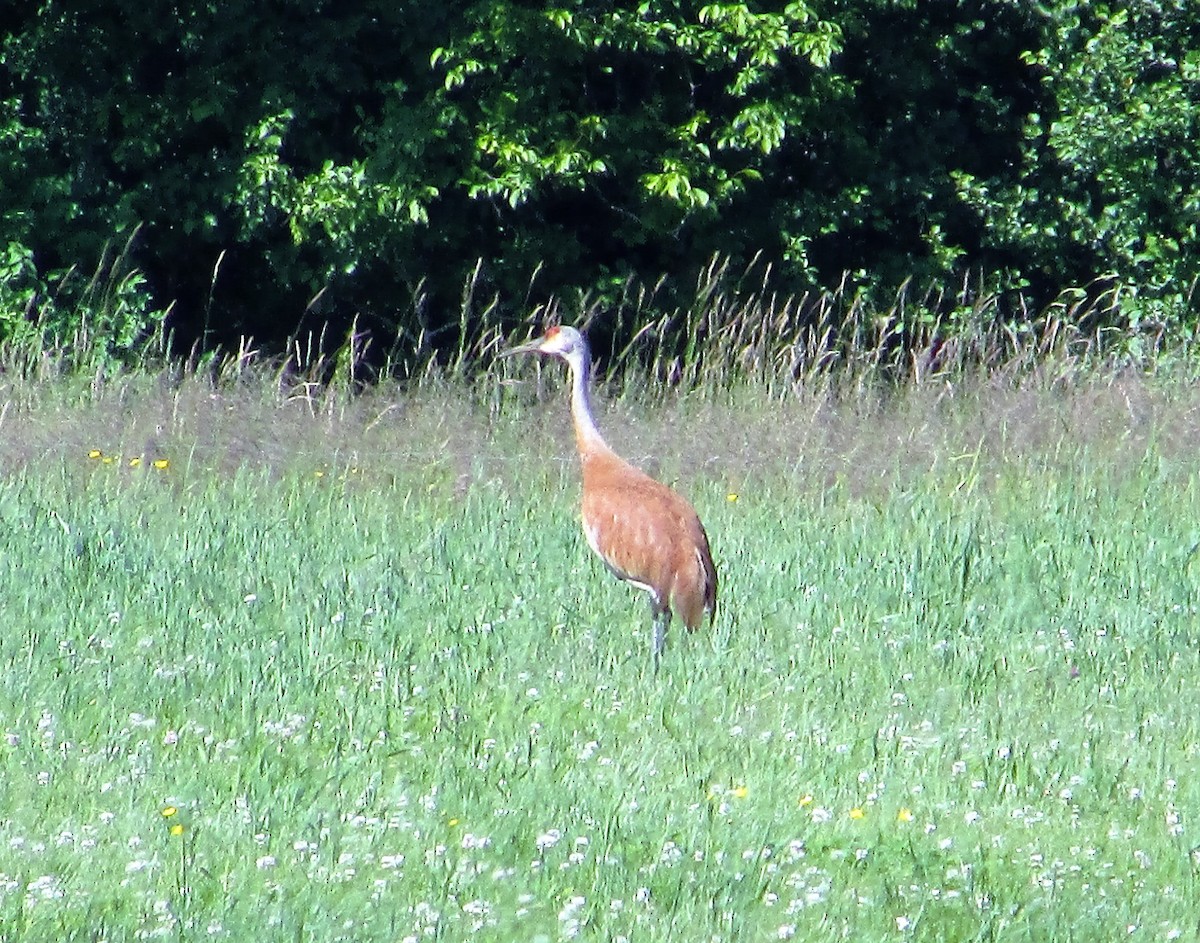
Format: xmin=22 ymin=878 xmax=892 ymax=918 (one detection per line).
xmin=731 ymin=785 xmax=748 ymax=799
xmin=128 ymin=457 xmax=142 ymax=468
xmin=726 ymin=492 xmax=739 ymax=503
xmin=152 ymin=458 xmax=170 ymax=470
xmin=849 ymin=807 xmax=866 ymax=820
xmin=162 ymin=805 xmax=187 ymax=835
xmin=897 ymin=807 xmax=914 ymax=823
xmin=798 ymin=794 xmax=814 ymax=807
xmin=88 ymin=449 xmax=103 ymax=460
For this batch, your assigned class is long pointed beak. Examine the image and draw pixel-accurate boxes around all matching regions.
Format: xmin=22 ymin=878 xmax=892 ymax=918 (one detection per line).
xmin=498 ymin=339 xmax=544 ymax=358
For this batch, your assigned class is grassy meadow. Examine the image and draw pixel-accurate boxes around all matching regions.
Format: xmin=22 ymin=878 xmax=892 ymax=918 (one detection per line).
xmin=1 ymin=341 xmax=1200 ymax=942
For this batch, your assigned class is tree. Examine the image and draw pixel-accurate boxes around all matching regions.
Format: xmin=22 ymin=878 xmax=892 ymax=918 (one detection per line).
xmin=2 ymin=1 xmax=1198 ymax=363
xmin=3 ymin=3 xmax=843 ymax=353
xmin=954 ymin=1 xmax=1200 ymax=333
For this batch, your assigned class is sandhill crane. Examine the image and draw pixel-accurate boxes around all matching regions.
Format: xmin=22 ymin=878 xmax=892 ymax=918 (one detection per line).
xmin=501 ymin=325 xmax=717 ymax=665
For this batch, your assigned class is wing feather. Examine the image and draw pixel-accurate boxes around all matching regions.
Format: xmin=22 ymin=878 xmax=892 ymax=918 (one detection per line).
xmin=580 ymin=453 xmax=717 ymax=628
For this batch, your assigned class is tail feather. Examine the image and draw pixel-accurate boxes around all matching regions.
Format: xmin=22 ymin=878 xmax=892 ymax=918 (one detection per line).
xmin=674 ymin=540 xmax=717 ymax=631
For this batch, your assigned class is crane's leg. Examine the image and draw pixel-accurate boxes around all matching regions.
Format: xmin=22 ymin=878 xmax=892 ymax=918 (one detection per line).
xmin=650 ymin=601 xmax=670 ymax=672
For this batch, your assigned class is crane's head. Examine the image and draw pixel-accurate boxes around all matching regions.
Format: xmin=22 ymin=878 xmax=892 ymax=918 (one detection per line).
xmin=500 ymin=325 xmax=588 ymax=365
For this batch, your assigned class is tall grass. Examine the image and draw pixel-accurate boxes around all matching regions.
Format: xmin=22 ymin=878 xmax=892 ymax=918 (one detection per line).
xmin=513 ymin=258 xmax=1200 ymax=400
xmin=1 ymin=419 xmax=1198 ymax=941
xmin=1 ymin=262 xmax=1200 ymax=940
xmin=0 ymin=227 xmax=173 ymax=383
xmin=5 ymin=247 xmax=1198 ymax=406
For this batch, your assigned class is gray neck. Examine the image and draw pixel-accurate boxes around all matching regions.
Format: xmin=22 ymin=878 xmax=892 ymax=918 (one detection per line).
xmin=566 ymin=347 xmax=607 ymax=452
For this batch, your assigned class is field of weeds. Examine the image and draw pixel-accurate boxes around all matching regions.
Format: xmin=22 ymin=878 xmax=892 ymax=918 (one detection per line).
xmin=1 ymin=310 xmax=1200 ymax=941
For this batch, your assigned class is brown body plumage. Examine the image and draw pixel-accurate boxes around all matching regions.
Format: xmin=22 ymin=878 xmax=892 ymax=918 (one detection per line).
xmin=502 ymin=325 xmax=717 ymax=661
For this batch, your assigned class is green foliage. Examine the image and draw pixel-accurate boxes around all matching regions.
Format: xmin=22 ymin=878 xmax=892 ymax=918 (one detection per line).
xmin=0 ymin=241 xmax=37 ymax=343
xmin=2 ymin=1 xmax=1199 ymax=362
xmin=1 ymin=2 xmax=844 ymax=350
xmin=427 ymin=1 xmax=838 ymax=210
xmin=954 ymin=1 xmax=1200 ymax=334
xmin=0 ymin=237 xmax=168 ymax=367
xmin=0 ymin=236 xmax=169 ymax=370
